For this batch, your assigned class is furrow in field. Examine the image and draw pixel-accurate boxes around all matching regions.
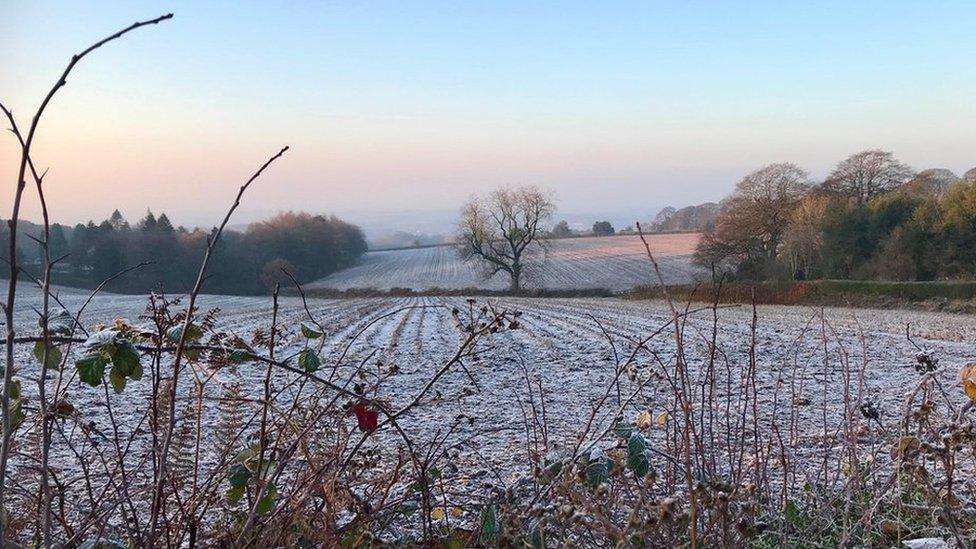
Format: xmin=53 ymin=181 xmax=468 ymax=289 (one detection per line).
xmin=309 ymin=233 xmax=703 ymax=291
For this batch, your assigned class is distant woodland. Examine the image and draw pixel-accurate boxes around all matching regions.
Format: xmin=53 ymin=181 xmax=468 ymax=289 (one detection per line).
xmin=2 ymin=210 xmax=367 ymax=294
xmin=648 ymin=202 xmax=720 ymax=233
xmin=696 ymin=151 xmax=976 ymax=282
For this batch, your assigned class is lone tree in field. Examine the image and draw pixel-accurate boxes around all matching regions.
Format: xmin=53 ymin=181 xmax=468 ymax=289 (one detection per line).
xmin=456 ymin=186 xmax=555 ymax=291
xmin=822 ymin=149 xmax=914 ymax=205
xmin=550 ymin=219 xmax=573 ymax=238
xmin=592 ymin=220 xmax=615 ymax=236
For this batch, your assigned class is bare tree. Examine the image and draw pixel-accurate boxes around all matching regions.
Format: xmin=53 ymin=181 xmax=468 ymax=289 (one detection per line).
xmin=822 ymin=149 xmax=914 ymax=205
xmin=694 ymin=163 xmax=810 ymax=275
xmin=456 ymin=186 xmax=555 ymax=292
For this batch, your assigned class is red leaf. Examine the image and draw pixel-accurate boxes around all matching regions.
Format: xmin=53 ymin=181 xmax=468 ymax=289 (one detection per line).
xmin=352 ymin=403 xmax=378 ymax=433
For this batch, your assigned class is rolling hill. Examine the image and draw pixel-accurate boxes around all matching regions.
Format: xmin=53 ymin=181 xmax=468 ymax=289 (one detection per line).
xmin=309 ymin=233 xmax=702 ymax=291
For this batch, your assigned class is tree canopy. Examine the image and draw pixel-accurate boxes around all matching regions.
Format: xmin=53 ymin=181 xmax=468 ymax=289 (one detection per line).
xmin=591 ymin=221 xmax=615 ymax=236
xmin=695 ymin=150 xmax=976 ymax=283
xmin=456 ymin=186 xmax=555 ymax=291
xmin=30 ymin=210 xmax=366 ymax=295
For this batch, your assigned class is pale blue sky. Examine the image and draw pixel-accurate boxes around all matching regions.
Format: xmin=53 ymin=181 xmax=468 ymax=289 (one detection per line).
xmin=1 ymin=1 xmax=974 ymax=231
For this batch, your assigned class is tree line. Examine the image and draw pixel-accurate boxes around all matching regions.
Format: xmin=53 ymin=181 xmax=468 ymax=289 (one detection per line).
xmin=650 ymin=202 xmax=719 ymax=232
xmin=4 ymin=210 xmax=367 ymax=294
xmin=695 ymin=149 xmax=976 ymax=282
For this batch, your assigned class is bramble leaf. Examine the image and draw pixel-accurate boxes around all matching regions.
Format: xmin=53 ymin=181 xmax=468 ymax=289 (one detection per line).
xmin=226 ymin=484 xmax=245 ymax=505
xmin=83 ymin=329 xmax=118 ymax=357
xmin=543 ymin=448 xmax=563 ymax=477
xmin=228 ymin=463 xmax=251 ymax=488
xmin=529 ymin=518 xmax=545 ymax=549
xmin=45 ymin=308 xmax=76 ymax=335
xmin=76 ymin=354 xmax=107 ymax=387
xmin=635 ymin=410 xmax=652 ymax=430
xmin=166 ymin=323 xmax=203 ymax=343
xmin=109 ymin=364 xmax=127 ymax=394
xmin=612 ymin=420 xmax=632 ymax=439
xmin=130 ymin=361 xmax=144 ymax=382
xmin=586 ymin=447 xmax=610 ymax=488
xmin=228 ymin=349 xmax=252 ymax=364
xmin=111 ymin=339 xmax=141 ymax=375
xmin=352 ymin=403 xmax=379 ymax=433
xmin=256 ymin=483 xmax=276 ymax=515
xmin=33 ymin=341 xmax=63 ymax=370
xmin=298 ymin=349 xmax=321 ymax=373
xmin=301 ymin=322 xmax=324 ymax=339
xmin=480 ymin=505 xmax=500 ymax=543
xmin=627 ymin=432 xmax=650 ymax=478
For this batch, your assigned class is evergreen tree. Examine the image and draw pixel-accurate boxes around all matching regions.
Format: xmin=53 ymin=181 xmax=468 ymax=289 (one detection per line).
xmin=139 ymin=210 xmax=158 ymax=232
xmin=49 ymin=224 xmax=69 ymax=261
xmin=108 ymin=209 xmax=129 ymax=231
xmin=157 ymin=213 xmax=175 ymax=233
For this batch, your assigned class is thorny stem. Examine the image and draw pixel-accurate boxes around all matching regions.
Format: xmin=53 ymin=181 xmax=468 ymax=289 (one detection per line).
xmin=236 ymin=284 xmax=281 ymax=543
xmin=636 ymin=222 xmax=698 ymax=548
xmin=149 ymin=146 xmax=287 ymax=544
xmin=0 ymin=14 xmax=172 ymax=544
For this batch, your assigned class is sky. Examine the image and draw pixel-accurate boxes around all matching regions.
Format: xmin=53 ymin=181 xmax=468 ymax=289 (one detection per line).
xmin=1 ymin=1 xmax=974 ymax=234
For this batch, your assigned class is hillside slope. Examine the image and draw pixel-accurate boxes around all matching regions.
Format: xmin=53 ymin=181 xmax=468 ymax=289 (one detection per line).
xmin=309 ymin=233 xmax=702 ymax=291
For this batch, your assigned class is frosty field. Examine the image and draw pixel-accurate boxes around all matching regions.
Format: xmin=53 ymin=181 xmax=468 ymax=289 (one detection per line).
xmin=309 ymin=233 xmax=702 ymax=291
xmin=7 ymin=284 xmax=975 ymax=490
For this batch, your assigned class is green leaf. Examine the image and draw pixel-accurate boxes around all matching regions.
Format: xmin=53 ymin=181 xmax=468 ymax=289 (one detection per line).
xmin=543 ymin=449 xmax=563 ymax=477
xmin=109 ymin=364 xmax=127 ymax=394
xmin=443 ymin=534 xmax=465 ymax=549
xmin=228 ymin=463 xmax=251 ymax=488
xmin=226 ymin=484 xmax=246 ymax=505
xmin=612 ymin=420 xmax=633 ymax=440
xmin=83 ymin=329 xmax=118 ymax=356
xmin=6 ymin=380 xmax=21 ymax=400
xmin=626 ymin=433 xmax=650 ymax=478
xmin=529 ymin=518 xmax=546 ymax=549
xmin=45 ymin=308 xmax=75 ymax=335
xmin=10 ymin=396 xmax=25 ymax=430
xmin=785 ymin=499 xmax=801 ymax=525
xmin=167 ymin=323 xmax=203 ymax=343
xmin=479 ymin=505 xmax=500 ymax=544
xmin=76 ymin=354 xmax=107 ymax=387
xmin=586 ymin=447 xmax=610 ymax=488
xmin=33 ymin=341 xmax=63 ymax=370
xmin=130 ymin=361 xmax=144 ymax=382
xmin=301 ymin=322 xmax=324 ymax=339
xmin=400 ymin=500 xmax=419 ymax=517
xmin=256 ymin=483 xmax=276 ymax=515
xmin=298 ymin=349 xmax=321 ymax=373
xmin=228 ymin=349 xmax=252 ymax=364
xmin=111 ymin=339 xmax=140 ymax=376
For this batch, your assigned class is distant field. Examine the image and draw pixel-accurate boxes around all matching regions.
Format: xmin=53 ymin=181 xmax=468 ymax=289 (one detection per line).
xmin=309 ymin=233 xmax=702 ymax=291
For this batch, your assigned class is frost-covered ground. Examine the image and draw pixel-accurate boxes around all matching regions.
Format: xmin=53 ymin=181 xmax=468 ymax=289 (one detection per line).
xmin=309 ymin=233 xmax=702 ymax=291
xmin=6 ymin=284 xmax=976 ymax=490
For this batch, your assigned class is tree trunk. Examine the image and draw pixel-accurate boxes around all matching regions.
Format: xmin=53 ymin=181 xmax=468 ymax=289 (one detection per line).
xmin=509 ymin=264 xmax=521 ymax=292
